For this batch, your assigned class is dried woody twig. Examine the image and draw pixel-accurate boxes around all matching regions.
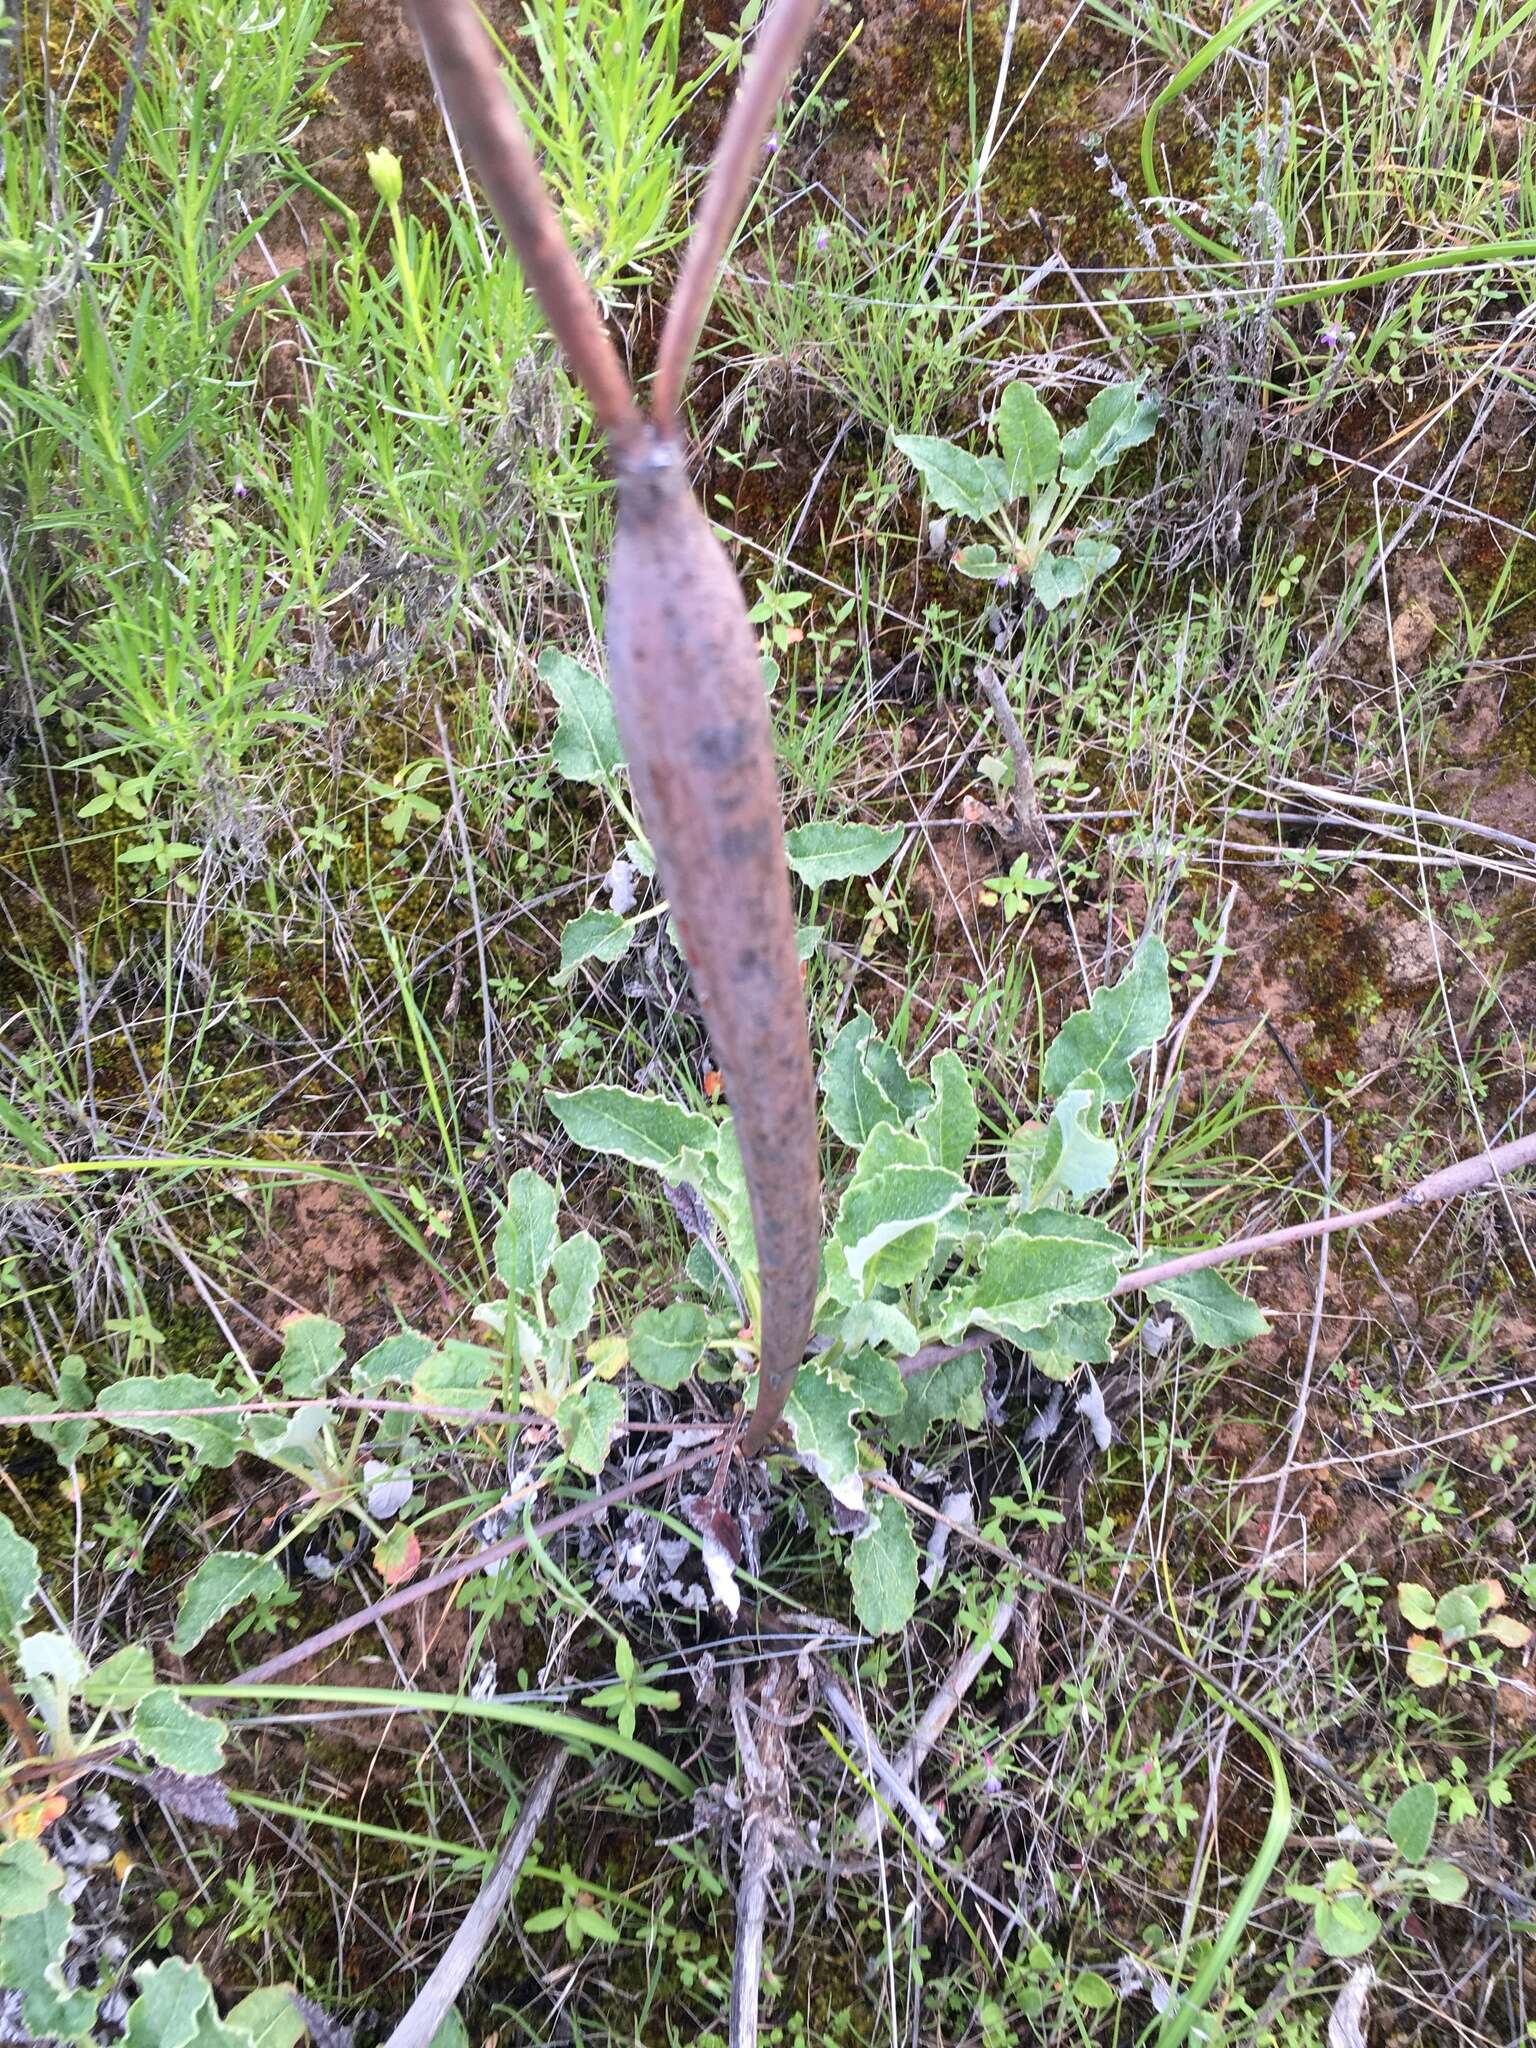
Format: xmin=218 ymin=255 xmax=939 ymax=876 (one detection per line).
xmin=729 ymin=1660 xmax=803 ymax=2048
xmin=381 ymin=1745 xmax=568 ymax=2048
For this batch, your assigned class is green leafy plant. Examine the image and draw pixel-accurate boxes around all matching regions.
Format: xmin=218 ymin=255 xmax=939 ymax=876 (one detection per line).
xmin=893 ymin=379 xmax=1160 ymax=609
xmin=980 ymin=852 xmax=1054 ymax=921
xmin=550 ymin=934 xmax=1265 ymax=1633
xmin=1397 ymin=1576 xmax=1533 ymax=1686
xmin=524 ymin=1863 xmax=622 ymax=1953
xmin=0 ymin=1514 xmax=290 ymax=2045
xmin=1284 ymin=1782 xmax=1468 ymax=1959
xmin=586 ymin=1634 xmax=682 ymax=1740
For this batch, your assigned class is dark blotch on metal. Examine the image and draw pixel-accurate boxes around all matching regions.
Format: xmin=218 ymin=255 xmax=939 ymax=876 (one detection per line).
xmin=608 ymin=439 xmax=820 ymax=1452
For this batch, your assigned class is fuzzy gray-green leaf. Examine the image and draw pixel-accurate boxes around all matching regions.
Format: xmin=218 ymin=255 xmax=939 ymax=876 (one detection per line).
xmin=541 ymin=647 xmax=622 ymax=787
xmin=132 ymin=1688 xmax=227 ymax=1777
xmin=495 ymin=1169 xmax=560 ymax=1302
xmin=892 ymin=434 xmax=1010 ymax=519
xmin=629 ymin=1302 xmax=708 ymax=1389
xmin=1041 ymin=937 xmax=1171 ymax=1103
xmin=849 ymin=1494 xmax=919 ymax=1635
xmin=784 ymin=821 xmax=903 ymax=890
xmin=547 ymin=1085 xmax=715 ymax=1181
xmin=0 ymin=1511 xmax=40 ymax=1640
xmin=173 ymin=1553 xmax=287 ymax=1655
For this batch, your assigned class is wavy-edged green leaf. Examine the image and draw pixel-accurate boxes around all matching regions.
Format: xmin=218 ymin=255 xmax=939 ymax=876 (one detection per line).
xmin=1030 ymin=549 xmax=1089 ymax=611
xmin=224 ymin=1987 xmax=307 ymax=2048
xmin=244 ymin=1401 xmax=333 ymax=1477
xmin=274 ymin=1314 xmax=344 ymax=1398
xmin=1016 ymin=1087 xmax=1116 ymax=1204
xmin=0 ymin=1893 xmax=98 ymax=2044
xmin=784 ymin=1361 xmax=863 ymax=1510
xmin=943 ymin=1212 xmax=1132 ymax=1347
xmin=540 ymin=646 xmax=621 ymax=787
xmin=1041 ymin=936 xmax=1171 ymax=1103
xmin=352 ymin=1329 xmax=435 ymax=1392
xmin=1145 ymin=1264 xmax=1269 ymax=1348
xmin=0 ymin=1510 xmax=40 ymax=1639
xmin=998 ymin=380 xmax=1060 ymax=496
xmin=784 ymin=821 xmax=903 ymax=890
xmin=556 ymin=1380 xmax=624 ymax=1475
xmin=548 ymin=1230 xmax=602 ymax=1339
xmin=833 ymin=1123 xmax=969 ymax=1296
xmin=132 ymin=1688 xmax=227 ymax=1776
xmin=173 ymin=1554 xmax=287 ymax=1655
xmin=1013 ymin=1299 xmax=1116 ymax=1378
xmin=849 ymin=1494 xmax=919 ymax=1635
xmin=824 ymin=1297 xmax=921 ymax=1357
xmin=913 ymin=1049 xmax=978 ymax=1175
xmin=697 ymin=1116 xmax=755 ymax=1274
xmin=1059 ymin=381 xmax=1160 ymax=483
xmin=99 ymin=1374 xmax=243 ymax=1468
xmin=495 ymin=1169 xmax=560 ymax=1301
xmin=122 ymin=1957 xmax=219 ymax=2048
xmin=81 ymin=1643 xmax=155 ymax=1711
xmin=412 ymin=1340 xmax=497 ymax=1416
xmin=888 ymin=1351 xmax=985 ymax=1448
xmin=1032 ymin=536 xmax=1121 ymax=608
xmin=547 ymin=1084 xmax=715 ymax=1181
xmin=629 ymin=1302 xmax=708 ymax=1389
xmin=953 ymin=542 xmax=1004 ymax=579
xmin=555 ymin=907 xmax=633 ymax=985
xmin=0 ymin=1840 xmax=64 ymax=1920
xmin=835 ymin=1346 xmax=907 ymax=1418
xmin=820 ymin=1013 xmax=933 ymax=1149
xmin=892 ymin=434 xmax=1011 ymax=519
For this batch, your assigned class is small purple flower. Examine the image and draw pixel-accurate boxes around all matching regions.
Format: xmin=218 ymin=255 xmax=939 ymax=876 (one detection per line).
xmin=231 ymin=475 xmax=247 ymax=500
xmin=765 ymin=130 xmax=779 ymax=154
xmin=814 ymin=225 xmax=829 ymax=251
xmin=1319 ymin=319 xmax=1349 ymax=349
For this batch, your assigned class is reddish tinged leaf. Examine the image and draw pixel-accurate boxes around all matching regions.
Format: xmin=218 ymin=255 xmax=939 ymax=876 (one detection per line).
xmin=375 ymin=1525 xmax=421 ymax=1588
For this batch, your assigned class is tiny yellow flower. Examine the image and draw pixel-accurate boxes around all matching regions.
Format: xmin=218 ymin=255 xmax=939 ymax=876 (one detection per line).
xmin=366 ymin=146 xmax=403 ymax=206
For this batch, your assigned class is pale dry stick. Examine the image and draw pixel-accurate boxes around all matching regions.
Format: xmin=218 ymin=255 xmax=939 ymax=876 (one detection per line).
xmin=844 ymin=1591 xmax=1017 ymax=1855
xmin=1276 ymin=778 xmax=1536 ymax=863
xmin=1107 ymin=1129 xmax=1536 ymax=1302
xmin=814 ymin=1660 xmax=945 ymax=1851
xmin=382 ymin=1745 xmax=568 ymax=2048
xmin=728 ymin=1661 xmax=796 ymax=2048
xmin=975 ymin=663 xmax=1052 ymax=860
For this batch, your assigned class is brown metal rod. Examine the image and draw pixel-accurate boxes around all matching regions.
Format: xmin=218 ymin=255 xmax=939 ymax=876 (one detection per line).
xmin=650 ymin=0 xmax=824 ymax=434
xmin=406 ymin=0 xmax=645 ymax=457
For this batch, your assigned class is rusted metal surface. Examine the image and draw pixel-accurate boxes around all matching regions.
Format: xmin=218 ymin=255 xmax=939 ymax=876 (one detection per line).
xmin=407 ymin=0 xmax=824 ymax=1449
xmin=607 ymin=436 xmax=820 ymax=1452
